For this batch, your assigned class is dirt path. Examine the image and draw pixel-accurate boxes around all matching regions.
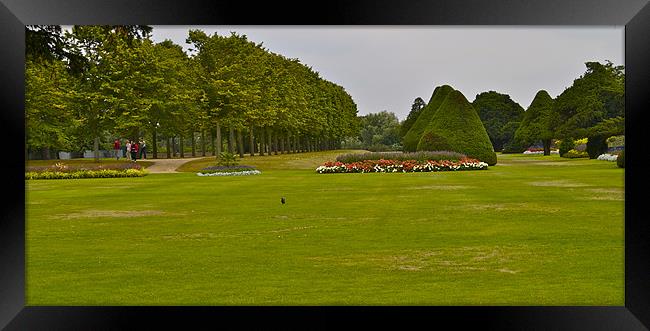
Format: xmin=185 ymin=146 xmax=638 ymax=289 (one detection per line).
xmin=143 ymin=157 xmax=205 ymax=173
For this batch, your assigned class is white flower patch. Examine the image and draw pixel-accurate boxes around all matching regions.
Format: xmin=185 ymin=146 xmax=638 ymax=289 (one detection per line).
xmin=597 ymin=153 xmax=618 ymax=161
xmin=197 ymin=170 xmax=262 ymax=176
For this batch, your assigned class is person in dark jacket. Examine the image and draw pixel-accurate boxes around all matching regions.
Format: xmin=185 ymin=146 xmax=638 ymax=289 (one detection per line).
xmin=131 ymin=142 xmax=139 ymax=162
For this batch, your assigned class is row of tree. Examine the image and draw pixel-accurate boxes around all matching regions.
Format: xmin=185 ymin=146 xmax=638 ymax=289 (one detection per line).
xmin=398 ymin=61 xmax=624 ymax=158
xmin=26 ymin=25 xmax=360 ymax=160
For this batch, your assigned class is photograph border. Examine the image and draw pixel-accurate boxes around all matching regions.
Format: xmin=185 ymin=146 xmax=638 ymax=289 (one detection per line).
xmin=2 ymin=0 xmax=649 ymax=329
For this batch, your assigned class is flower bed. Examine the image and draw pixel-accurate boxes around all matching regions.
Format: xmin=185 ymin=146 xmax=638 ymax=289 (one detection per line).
xmin=597 ymin=153 xmax=618 ymax=161
xmin=26 ymin=162 xmax=144 ymax=173
xmin=197 ymin=170 xmax=261 ymax=177
xmin=197 ymin=165 xmax=261 ymax=176
xmin=26 ymin=168 xmax=147 ymax=180
xmin=336 ymin=151 xmax=466 ymax=163
xmin=523 ymin=149 xmax=559 ymax=155
xmin=316 ymin=158 xmax=488 ymax=174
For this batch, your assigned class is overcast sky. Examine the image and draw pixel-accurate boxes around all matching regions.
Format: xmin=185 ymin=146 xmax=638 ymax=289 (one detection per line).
xmin=151 ymin=26 xmax=623 ymax=121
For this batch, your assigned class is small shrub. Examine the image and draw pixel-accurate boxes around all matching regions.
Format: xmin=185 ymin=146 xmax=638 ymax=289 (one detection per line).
xmin=558 ymin=139 xmax=575 ymax=157
xmin=563 ymin=149 xmax=589 ymax=159
xmin=617 ymin=150 xmax=625 ymax=168
xmin=217 ymin=152 xmax=238 ymax=167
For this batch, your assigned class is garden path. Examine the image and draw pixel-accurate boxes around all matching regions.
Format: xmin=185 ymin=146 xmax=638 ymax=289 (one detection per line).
xmin=143 ymin=157 xmax=204 ymax=173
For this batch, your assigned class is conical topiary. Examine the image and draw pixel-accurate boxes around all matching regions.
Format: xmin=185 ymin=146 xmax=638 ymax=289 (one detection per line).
xmin=514 ymin=90 xmax=555 ymax=155
xmin=402 ymin=85 xmax=454 ymax=152
xmin=416 ymin=89 xmax=497 ymax=165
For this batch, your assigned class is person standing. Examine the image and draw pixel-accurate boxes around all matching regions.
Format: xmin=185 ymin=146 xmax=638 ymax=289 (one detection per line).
xmin=113 ymin=139 xmax=121 ymax=160
xmin=140 ymin=139 xmax=147 ymax=159
xmin=131 ymin=141 xmax=139 ymax=162
xmin=126 ymin=140 xmax=132 ymax=161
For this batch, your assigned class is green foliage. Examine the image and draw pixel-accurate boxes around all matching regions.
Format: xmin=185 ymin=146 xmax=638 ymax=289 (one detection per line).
xmin=617 ymin=149 xmax=625 ymax=168
xmin=25 ymin=58 xmax=76 ymax=152
xmin=585 ymin=135 xmax=609 ymax=159
xmin=358 ymin=111 xmax=401 ymax=150
xmin=514 ymin=90 xmax=555 ymax=149
xmin=558 ymin=139 xmax=575 ymax=157
xmin=402 ymin=85 xmax=454 ymax=152
xmin=553 ymin=61 xmax=624 ymax=139
xmin=563 ymin=149 xmax=589 ymax=159
xmin=27 ymin=26 xmax=360 ymax=160
xmin=416 ymin=89 xmax=497 ymax=165
xmin=217 ymin=152 xmax=239 ymax=166
xmin=472 ymin=91 xmax=525 ymax=151
xmin=399 ymin=97 xmax=426 ymax=138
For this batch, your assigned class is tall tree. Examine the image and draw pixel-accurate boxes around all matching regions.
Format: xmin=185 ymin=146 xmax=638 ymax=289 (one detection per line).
xmin=472 ymin=91 xmax=525 ymax=152
xmin=552 ymin=61 xmax=624 ymax=158
xmin=514 ymin=90 xmax=555 ymax=155
xmin=399 ymin=97 xmax=426 ymax=138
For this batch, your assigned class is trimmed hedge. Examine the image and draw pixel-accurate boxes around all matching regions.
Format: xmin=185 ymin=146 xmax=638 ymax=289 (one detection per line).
xmin=25 ymin=169 xmax=147 ymax=180
xmin=416 ymin=89 xmax=497 ymax=166
xmin=402 ymin=85 xmax=454 ymax=152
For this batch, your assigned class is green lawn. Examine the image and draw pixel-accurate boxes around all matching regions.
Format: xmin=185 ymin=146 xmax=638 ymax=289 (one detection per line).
xmin=25 ymin=151 xmax=624 ymax=305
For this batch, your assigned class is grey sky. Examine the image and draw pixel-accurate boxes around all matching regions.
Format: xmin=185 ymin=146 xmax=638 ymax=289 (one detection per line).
xmin=151 ymin=26 xmax=623 ymax=121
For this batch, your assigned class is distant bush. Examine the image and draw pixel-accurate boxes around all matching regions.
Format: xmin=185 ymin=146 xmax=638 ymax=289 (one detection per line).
xmin=336 ymin=151 xmax=466 ymax=163
xmin=365 ymin=144 xmax=402 ymax=152
xmin=217 ymin=152 xmax=238 ymax=166
xmin=617 ymin=150 xmax=625 ymax=168
xmin=563 ymin=149 xmax=589 ymax=159
xmin=558 ymin=139 xmax=575 ymax=157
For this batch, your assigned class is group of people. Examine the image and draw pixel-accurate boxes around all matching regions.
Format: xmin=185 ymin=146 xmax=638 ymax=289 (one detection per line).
xmin=113 ymin=139 xmax=147 ymax=162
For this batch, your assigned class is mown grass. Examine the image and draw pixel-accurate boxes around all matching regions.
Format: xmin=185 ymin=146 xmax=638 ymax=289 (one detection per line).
xmin=26 ymin=152 xmax=624 ymax=305
xmin=177 ymin=149 xmax=367 ymax=172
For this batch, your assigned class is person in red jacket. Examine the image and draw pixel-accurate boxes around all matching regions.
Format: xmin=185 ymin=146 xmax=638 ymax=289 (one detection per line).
xmin=113 ymin=139 xmax=121 ymax=160
xmin=131 ymin=142 xmax=139 ymax=162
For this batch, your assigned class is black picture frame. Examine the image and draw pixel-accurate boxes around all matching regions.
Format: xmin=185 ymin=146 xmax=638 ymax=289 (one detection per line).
xmin=2 ymin=0 xmax=649 ymax=329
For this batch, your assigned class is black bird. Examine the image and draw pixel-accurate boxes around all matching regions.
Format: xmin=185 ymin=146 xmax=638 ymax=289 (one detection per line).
xmin=281 ymin=197 xmax=286 ymax=204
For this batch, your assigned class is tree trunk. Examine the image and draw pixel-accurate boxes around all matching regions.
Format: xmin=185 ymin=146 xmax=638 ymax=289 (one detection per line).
xmin=266 ymin=128 xmax=273 ymax=155
xmin=215 ymin=121 xmax=222 ymax=159
xmin=237 ymin=129 xmax=244 ymax=158
xmin=210 ymin=130 xmax=215 ymax=157
xmin=42 ymin=147 xmax=50 ymax=160
xmin=201 ymin=130 xmax=206 ymax=157
xmin=274 ymin=131 xmax=279 ymax=155
xmin=280 ymin=133 xmax=285 ymax=154
xmin=191 ymin=132 xmax=196 ymax=157
xmin=152 ymin=129 xmax=158 ymax=159
xmin=228 ymin=126 xmax=235 ymax=154
xmin=289 ymin=134 xmax=294 ymax=153
xmin=249 ymin=126 xmax=255 ymax=156
xmin=543 ymin=139 xmax=551 ymax=156
xmin=166 ymin=137 xmax=172 ymax=159
xmin=94 ymin=136 xmax=100 ymax=162
xmin=259 ymin=127 xmax=266 ymax=156
xmin=180 ymin=135 xmax=185 ymax=158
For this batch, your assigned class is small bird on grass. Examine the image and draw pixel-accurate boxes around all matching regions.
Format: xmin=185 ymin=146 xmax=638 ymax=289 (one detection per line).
xmin=281 ymin=197 xmax=286 ymax=204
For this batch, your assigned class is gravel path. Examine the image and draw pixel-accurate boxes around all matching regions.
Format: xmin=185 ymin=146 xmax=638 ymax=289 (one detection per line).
xmin=143 ymin=157 xmax=205 ymax=173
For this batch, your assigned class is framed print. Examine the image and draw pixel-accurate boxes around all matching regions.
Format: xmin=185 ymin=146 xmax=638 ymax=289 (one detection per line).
xmin=2 ymin=0 xmax=649 ymax=329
